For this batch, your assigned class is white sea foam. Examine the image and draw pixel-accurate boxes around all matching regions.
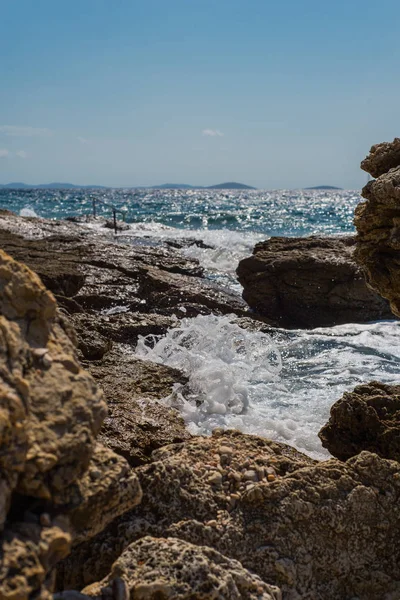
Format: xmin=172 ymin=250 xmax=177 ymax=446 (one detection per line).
xmin=120 ymin=222 xmax=264 ymax=291
xmin=19 ymin=206 xmax=38 ymax=217
xmin=135 ymin=315 xmax=400 ymax=460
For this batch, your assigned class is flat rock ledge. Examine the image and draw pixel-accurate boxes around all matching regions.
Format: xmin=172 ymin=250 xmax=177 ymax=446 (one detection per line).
xmin=236 ymin=235 xmax=393 ymax=328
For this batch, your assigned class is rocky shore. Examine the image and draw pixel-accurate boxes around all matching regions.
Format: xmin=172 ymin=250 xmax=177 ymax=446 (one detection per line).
xmin=2 ymin=140 xmax=400 ymax=600
xmin=237 ymin=235 xmax=393 ymax=328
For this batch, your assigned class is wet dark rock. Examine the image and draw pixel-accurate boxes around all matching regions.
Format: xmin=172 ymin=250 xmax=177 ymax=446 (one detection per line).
xmin=138 ymin=265 xmax=250 ymax=318
xmin=86 ymin=348 xmax=190 ymax=467
xmin=163 ymin=237 xmax=214 ymax=250
xmin=319 ymin=381 xmax=400 ymax=461
xmin=70 ymin=311 xmax=177 ymax=350
xmin=237 ymin=236 xmax=393 ymax=328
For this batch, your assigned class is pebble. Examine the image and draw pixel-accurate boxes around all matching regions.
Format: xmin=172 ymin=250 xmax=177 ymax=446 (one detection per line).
xmin=42 ymin=354 xmax=53 ymax=369
xmin=218 ymin=445 xmax=233 ymax=455
xmin=208 ymin=471 xmax=222 ymax=486
xmin=32 ymin=348 xmax=49 ymax=358
xmin=243 ymin=469 xmax=258 ymax=482
xmin=256 ymin=466 xmax=265 ymax=480
xmin=267 ymin=473 xmax=276 ymax=482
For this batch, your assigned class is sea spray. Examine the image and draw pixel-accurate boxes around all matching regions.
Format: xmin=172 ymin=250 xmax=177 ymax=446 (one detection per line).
xmin=135 ymin=316 xmax=400 ymax=459
xmin=135 ymin=313 xmax=282 ymax=423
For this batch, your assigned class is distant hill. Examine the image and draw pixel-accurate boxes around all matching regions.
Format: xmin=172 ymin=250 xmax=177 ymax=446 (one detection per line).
xmin=206 ymin=182 xmax=256 ymax=190
xmin=0 ymin=182 xmax=107 ymax=189
xmin=304 ymin=185 xmax=343 ymax=190
xmin=0 ymin=181 xmax=256 ymax=190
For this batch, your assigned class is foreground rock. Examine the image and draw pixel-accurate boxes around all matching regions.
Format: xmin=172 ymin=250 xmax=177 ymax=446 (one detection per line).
xmin=0 ymin=250 xmax=142 ymax=599
xmin=59 ymin=433 xmax=400 ymax=600
xmin=56 ymin=430 xmax=316 ymax=589
xmin=355 ymin=138 xmax=400 ymax=317
xmin=82 ymin=537 xmax=282 ymax=600
xmin=237 ymin=236 xmax=392 ymax=328
xmin=319 ymin=381 xmax=400 ymax=461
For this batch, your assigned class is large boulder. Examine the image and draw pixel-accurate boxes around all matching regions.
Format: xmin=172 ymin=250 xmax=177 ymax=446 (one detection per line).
xmin=355 ymin=139 xmax=400 ymax=316
xmin=319 ymin=381 xmax=400 ymax=461
xmin=236 ymin=236 xmax=392 ymax=328
xmin=0 ymin=248 xmax=106 ymax=502
xmin=0 ymin=249 xmax=142 ymax=599
xmin=82 ymin=537 xmax=282 ymax=600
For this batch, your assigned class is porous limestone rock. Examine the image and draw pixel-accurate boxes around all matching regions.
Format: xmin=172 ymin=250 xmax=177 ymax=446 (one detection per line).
xmin=361 ymin=137 xmax=400 ymax=178
xmin=236 ymin=236 xmax=392 ymax=328
xmin=355 ymin=146 xmax=400 ymax=317
xmin=319 ymin=380 xmax=400 ymax=461
xmin=52 ymin=443 xmax=142 ymax=545
xmin=70 ymin=312 xmax=177 ymax=360
xmin=137 ymin=264 xmax=250 ymax=318
xmin=0 ymin=520 xmax=71 ymax=600
xmin=59 ymin=434 xmax=400 ymax=600
xmin=0 ymin=249 xmax=107 ymax=501
xmin=0 ymin=249 xmax=142 ymax=599
xmin=82 ymin=536 xmax=282 ymax=600
xmin=57 ymin=430 xmax=315 ymax=589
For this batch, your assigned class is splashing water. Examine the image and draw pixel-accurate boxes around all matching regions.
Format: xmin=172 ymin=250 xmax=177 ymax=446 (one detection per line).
xmin=19 ymin=206 xmax=38 ymax=217
xmin=136 ymin=316 xmax=400 ymax=460
xmin=135 ymin=313 xmax=282 ymax=422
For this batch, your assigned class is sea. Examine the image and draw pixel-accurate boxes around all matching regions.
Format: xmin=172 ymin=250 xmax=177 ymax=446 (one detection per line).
xmin=1 ymin=187 xmax=399 ymax=460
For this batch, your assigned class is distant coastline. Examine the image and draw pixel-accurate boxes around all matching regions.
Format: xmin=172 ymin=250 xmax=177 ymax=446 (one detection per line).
xmin=0 ymin=182 xmax=343 ymax=191
xmin=0 ymin=181 xmax=256 ymax=191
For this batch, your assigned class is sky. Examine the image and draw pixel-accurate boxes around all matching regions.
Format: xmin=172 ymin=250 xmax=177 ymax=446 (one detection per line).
xmin=1 ymin=0 xmax=400 ymax=189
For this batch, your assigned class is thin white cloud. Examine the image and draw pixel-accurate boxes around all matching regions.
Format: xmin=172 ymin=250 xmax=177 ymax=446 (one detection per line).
xmin=0 ymin=149 xmax=9 ymax=158
xmin=77 ymin=136 xmax=90 ymax=144
xmin=0 ymin=125 xmax=53 ymax=137
xmin=202 ymin=129 xmax=224 ymax=137
xmin=15 ymin=150 xmax=28 ymax=159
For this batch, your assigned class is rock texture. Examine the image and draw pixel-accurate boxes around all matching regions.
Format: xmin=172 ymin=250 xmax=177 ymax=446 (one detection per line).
xmin=319 ymin=380 xmax=400 ymax=462
xmin=60 ymin=436 xmax=400 ymax=600
xmin=0 ymin=213 xmax=200 ymax=464
xmin=0 ymin=248 xmax=106 ymax=501
xmin=0 ymin=249 xmax=142 ymax=599
xmin=82 ymin=537 xmax=282 ymax=600
xmin=89 ymin=349 xmax=191 ymax=466
xmin=236 ymin=236 xmax=392 ymax=328
xmin=57 ymin=430 xmax=315 ymax=590
xmin=1 ymin=520 xmax=71 ymax=600
xmin=0 ymin=212 xmax=247 ymax=319
xmin=355 ymin=138 xmax=400 ymax=317
xmin=361 ymin=137 xmax=400 ymax=178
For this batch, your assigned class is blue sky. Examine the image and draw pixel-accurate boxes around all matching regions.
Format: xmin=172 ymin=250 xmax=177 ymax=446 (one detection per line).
xmin=1 ymin=0 xmax=399 ymax=188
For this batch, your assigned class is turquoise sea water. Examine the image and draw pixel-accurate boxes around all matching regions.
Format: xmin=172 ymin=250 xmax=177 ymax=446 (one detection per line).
xmin=0 ymin=188 xmax=360 ymax=236
xmin=2 ymin=187 xmax=399 ymax=460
